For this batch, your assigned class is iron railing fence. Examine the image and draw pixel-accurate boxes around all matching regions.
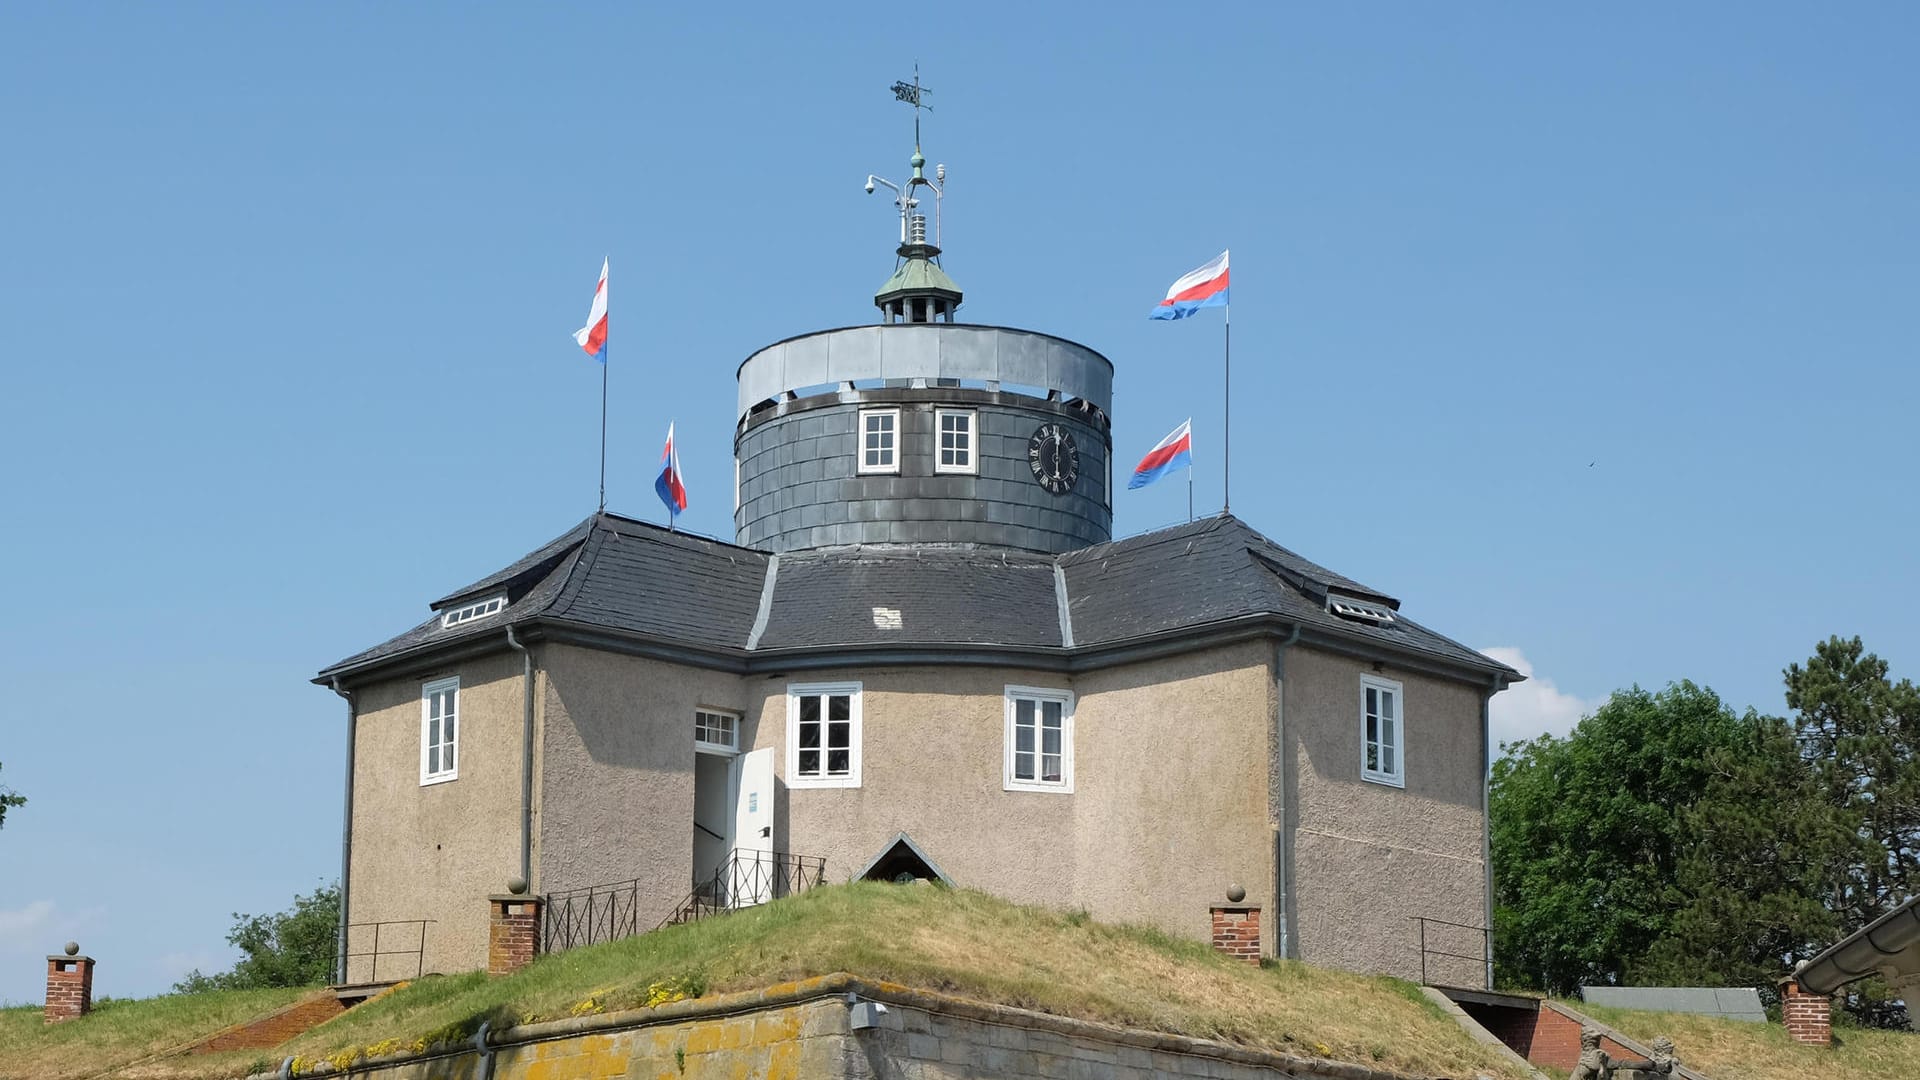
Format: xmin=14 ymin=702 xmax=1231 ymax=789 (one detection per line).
xmin=1413 ymin=915 xmax=1492 ymax=988
xmin=340 ymin=919 xmax=431 ymax=984
xmin=543 ymin=878 xmax=645 ymax=954
xmin=656 ymin=850 xmax=829 ymax=931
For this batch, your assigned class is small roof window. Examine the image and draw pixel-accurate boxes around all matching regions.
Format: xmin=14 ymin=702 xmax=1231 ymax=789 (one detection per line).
xmin=1327 ymin=595 xmax=1395 ymax=625
xmin=442 ymin=595 xmax=506 ymax=629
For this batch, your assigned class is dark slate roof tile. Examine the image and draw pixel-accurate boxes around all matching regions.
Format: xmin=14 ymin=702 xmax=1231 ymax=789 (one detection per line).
xmin=755 ymin=549 xmax=1061 ymax=650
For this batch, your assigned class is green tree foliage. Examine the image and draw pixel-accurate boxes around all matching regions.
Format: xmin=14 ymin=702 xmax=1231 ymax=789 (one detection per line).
xmin=0 ymin=761 xmax=22 ymax=830
xmin=1491 ymin=682 xmax=1840 ymax=995
xmin=174 ymin=882 xmax=338 ymax=993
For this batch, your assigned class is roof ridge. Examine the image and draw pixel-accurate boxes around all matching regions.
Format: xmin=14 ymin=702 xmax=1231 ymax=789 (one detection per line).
xmin=547 ymin=518 xmax=614 ymax=618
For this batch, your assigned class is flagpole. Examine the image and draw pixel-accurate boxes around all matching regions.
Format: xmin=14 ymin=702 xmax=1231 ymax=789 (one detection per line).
xmin=599 ymin=347 xmax=608 ymax=513
xmin=1188 ymin=461 xmax=1194 ymax=524
xmin=1223 ymin=305 xmax=1231 ymax=515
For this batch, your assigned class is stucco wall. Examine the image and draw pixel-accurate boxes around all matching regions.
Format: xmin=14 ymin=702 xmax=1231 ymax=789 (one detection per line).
xmin=346 ymin=651 xmax=525 ymax=979
xmin=537 ymin=644 xmax=749 ymax=928
xmin=1282 ymin=644 xmax=1488 ymax=984
xmin=742 ymin=640 xmax=1274 ymax=944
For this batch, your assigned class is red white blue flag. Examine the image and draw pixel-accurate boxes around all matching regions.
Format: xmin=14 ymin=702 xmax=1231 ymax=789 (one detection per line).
xmin=573 ymin=257 xmax=609 ymax=362
xmin=654 ymin=422 xmax=687 ymax=517
xmin=1149 ymin=250 xmax=1229 ymax=320
xmin=1128 ymin=419 xmax=1193 ymax=489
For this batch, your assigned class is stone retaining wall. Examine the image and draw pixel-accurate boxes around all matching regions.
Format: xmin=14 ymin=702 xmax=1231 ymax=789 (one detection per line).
xmin=254 ymin=973 xmax=1432 ymax=1080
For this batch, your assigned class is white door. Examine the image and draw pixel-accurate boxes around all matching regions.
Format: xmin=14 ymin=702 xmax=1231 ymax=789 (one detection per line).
xmin=730 ymin=747 xmax=775 ymax=906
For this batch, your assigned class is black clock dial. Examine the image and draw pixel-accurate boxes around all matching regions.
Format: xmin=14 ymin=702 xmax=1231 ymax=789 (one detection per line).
xmin=1027 ymin=423 xmax=1080 ymax=496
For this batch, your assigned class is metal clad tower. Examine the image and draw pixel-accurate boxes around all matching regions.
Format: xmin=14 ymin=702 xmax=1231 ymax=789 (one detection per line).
xmin=733 ymin=79 xmax=1114 ymax=555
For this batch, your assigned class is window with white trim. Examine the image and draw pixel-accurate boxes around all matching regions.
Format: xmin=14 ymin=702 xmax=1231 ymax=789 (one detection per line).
xmin=695 ymin=708 xmax=739 ymax=752
xmin=936 ymin=409 xmax=976 ymax=474
xmin=1005 ymin=686 xmax=1074 ymax=792
xmin=441 ymin=595 xmax=505 ymax=628
xmin=421 ymin=677 xmax=459 ymax=785
xmin=858 ymin=409 xmax=899 ymax=474
xmin=1361 ymin=675 xmax=1404 ymax=787
xmin=787 ymin=682 xmax=861 ymax=787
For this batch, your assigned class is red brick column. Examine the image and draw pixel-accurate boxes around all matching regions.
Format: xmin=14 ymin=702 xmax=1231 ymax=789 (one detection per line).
xmin=1210 ymin=904 xmax=1262 ymax=965
xmin=1779 ymin=978 xmax=1831 ymax=1047
xmin=44 ymin=947 xmax=94 ymax=1024
xmin=488 ymin=895 xmax=542 ymax=976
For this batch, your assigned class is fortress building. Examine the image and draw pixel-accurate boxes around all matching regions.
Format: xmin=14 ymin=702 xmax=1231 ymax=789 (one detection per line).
xmin=315 ymin=131 xmax=1519 ymax=987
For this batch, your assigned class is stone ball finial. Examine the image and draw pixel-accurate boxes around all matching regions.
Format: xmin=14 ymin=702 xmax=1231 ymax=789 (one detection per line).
xmin=63 ymin=942 xmax=79 ymax=956
xmin=506 ymin=877 xmax=528 ymax=896
xmin=1226 ymin=884 xmax=1246 ymax=903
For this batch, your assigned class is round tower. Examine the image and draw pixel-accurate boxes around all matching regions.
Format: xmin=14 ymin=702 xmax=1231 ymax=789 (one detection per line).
xmin=733 ymin=141 xmax=1113 ymax=555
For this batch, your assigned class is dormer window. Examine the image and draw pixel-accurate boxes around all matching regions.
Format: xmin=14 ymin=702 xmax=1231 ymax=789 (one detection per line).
xmin=1328 ymin=595 xmax=1395 ymax=625
xmin=442 ymin=595 xmax=506 ymax=629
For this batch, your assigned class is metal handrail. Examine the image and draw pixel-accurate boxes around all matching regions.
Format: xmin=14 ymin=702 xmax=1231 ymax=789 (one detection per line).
xmin=656 ymin=849 xmax=828 ymax=931
xmin=543 ymin=878 xmax=644 ymax=954
xmin=341 ymin=919 xmax=431 ymax=984
xmin=1413 ymin=916 xmax=1492 ymax=987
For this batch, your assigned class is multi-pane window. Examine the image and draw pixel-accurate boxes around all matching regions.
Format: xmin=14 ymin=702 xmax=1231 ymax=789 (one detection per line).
xmin=1361 ymin=675 xmax=1404 ymax=787
xmin=420 ymin=677 xmax=459 ymax=785
xmin=936 ymin=409 xmax=976 ymax=474
xmin=695 ymin=708 xmax=738 ymax=752
xmin=441 ymin=595 xmax=505 ymax=628
xmin=788 ymin=683 xmax=861 ymax=787
xmin=1005 ymin=686 xmax=1074 ymax=792
xmin=858 ymin=409 xmax=899 ymax=474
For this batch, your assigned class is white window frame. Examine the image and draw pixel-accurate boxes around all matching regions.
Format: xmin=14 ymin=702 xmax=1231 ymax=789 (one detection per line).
xmin=786 ymin=682 xmax=862 ymax=788
xmin=441 ymin=594 xmax=506 ymax=629
xmin=694 ymin=707 xmax=740 ymax=754
xmin=857 ymin=408 xmax=900 ymax=475
xmin=935 ymin=408 xmax=977 ymax=475
xmin=1360 ymin=674 xmax=1405 ymax=788
xmin=1004 ymin=685 xmax=1075 ymax=793
xmin=420 ymin=676 xmax=460 ymax=786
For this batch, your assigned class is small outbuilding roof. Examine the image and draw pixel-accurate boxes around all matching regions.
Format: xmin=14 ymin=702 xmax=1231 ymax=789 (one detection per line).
xmin=1795 ymin=894 xmax=1920 ymax=996
xmin=317 ymin=511 xmax=1521 ymax=687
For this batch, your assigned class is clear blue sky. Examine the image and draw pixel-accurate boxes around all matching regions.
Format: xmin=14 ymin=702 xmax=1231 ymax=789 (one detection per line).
xmin=2 ymin=3 xmax=1914 ymax=1003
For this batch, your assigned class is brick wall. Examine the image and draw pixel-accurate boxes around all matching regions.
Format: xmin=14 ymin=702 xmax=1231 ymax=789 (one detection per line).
xmin=488 ymin=896 xmax=542 ymax=976
xmin=1779 ymin=979 xmax=1831 ymax=1047
xmin=1210 ymin=905 xmax=1262 ymax=965
xmin=1457 ymin=999 xmax=1635 ymax=1072
xmin=43 ymin=956 xmax=93 ymax=1024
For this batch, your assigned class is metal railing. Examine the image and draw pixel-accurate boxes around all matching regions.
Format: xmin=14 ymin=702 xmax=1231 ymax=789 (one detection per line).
xmin=543 ymin=878 xmax=646 ymax=954
xmin=657 ymin=850 xmax=828 ymax=931
xmin=1413 ymin=916 xmax=1492 ymax=987
xmin=340 ymin=919 xmax=431 ymax=984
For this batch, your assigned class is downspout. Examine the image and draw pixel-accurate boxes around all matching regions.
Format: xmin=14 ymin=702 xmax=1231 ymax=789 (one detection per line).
xmin=1272 ymin=623 xmax=1302 ymax=961
xmin=505 ymin=627 xmax=534 ymax=887
xmin=1481 ymin=675 xmax=1506 ymax=989
xmin=328 ymin=677 xmax=355 ymax=986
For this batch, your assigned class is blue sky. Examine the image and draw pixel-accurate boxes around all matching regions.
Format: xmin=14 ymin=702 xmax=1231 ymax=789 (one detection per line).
xmin=1 ymin=3 xmax=1914 ymax=1003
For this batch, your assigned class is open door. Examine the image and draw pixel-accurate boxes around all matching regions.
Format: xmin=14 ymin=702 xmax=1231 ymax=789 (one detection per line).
xmin=730 ymin=747 xmax=775 ymax=906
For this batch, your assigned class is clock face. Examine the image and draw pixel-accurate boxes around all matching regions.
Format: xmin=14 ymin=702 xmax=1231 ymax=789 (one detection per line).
xmin=1027 ymin=423 xmax=1081 ymax=496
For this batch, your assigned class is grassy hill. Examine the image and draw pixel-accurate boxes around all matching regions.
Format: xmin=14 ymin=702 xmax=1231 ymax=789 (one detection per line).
xmin=4 ymin=883 xmax=1532 ymax=1079
xmin=0 ymin=986 xmax=309 ymax=1080
xmin=1571 ymin=999 xmax=1920 ymax=1080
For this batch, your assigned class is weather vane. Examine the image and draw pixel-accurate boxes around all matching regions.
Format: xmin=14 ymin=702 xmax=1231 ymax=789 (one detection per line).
xmin=890 ymin=65 xmax=931 ymax=144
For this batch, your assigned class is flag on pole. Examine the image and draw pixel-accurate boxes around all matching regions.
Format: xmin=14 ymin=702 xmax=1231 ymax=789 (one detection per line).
xmin=654 ymin=422 xmax=687 ymax=517
xmin=573 ymin=257 xmax=609 ymax=361
xmin=1128 ymin=419 xmax=1193 ymax=489
xmin=1148 ymin=250 xmax=1229 ymax=320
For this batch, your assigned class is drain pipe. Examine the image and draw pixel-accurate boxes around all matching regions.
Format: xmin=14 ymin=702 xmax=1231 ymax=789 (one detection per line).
xmin=505 ymin=627 xmax=534 ymax=887
xmin=1481 ymin=674 xmax=1507 ymax=989
xmin=328 ymin=677 xmax=356 ymax=986
xmin=1272 ymin=622 xmax=1302 ymax=961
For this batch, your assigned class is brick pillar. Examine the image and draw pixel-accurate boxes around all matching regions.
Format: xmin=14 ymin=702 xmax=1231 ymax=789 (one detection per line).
xmin=44 ymin=948 xmax=94 ymax=1024
xmin=488 ymin=895 xmax=542 ymax=976
xmin=1779 ymin=978 xmax=1831 ymax=1047
xmin=1210 ymin=904 xmax=1262 ymax=965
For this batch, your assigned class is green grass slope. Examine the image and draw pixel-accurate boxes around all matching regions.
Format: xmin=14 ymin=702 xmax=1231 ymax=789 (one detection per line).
xmin=5 ymin=884 xmax=1531 ymax=1079
xmin=0 ymin=986 xmax=311 ymax=1080
xmin=1570 ymin=999 xmax=1920 ymax=1080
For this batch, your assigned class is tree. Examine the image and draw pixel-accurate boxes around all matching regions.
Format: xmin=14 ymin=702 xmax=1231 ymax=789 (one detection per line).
xmin=1491 ymin=681 xmax=1839 ymax=995
xmin=1786 ymin=636 xmax=1920 ymax=929
xmin=0 ymin=761 xmax=22 ymax=830
xmin=175 ymin=882 xmax=339 ymax=993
